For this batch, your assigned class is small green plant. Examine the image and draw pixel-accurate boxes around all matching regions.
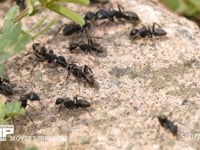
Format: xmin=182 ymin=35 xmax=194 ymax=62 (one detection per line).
xmin=0 ymin=101 xmax=25 ymax=125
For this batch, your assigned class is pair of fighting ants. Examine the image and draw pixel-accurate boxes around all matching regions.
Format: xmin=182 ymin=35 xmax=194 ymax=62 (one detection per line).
xmin=32 ymin=43 xmax=95 ymax=86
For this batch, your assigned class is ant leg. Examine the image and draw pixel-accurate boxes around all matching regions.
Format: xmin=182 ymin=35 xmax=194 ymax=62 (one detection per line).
xmin=25 ymin=112 xmax=37 ymax=128
xmin=30 ymin=61 xmax=40 ymax=75
xmin=85 ymin=28 xmax=90 ymax=41
xmin=54 ymin=24 xmax=67 ymax=36
xmin=84 ymin=108 xmax=94 ymax=118
xmin=4 ymin=98 xmax=11 ymax=105
xmin=38 ymin=101 xmax=44 ymax=111
xmin=66 ymin=71 xmax=71 ymax=80
xmin=75 ymin=94 xmax=86 ymax=100
xmin=147 ymin=26 xmax=153 ymax=38
xmin=71 ymin=33 xmax=77 ymax=43
xmin=152 ymin=23 xmax=162 ymax=34
xmin=84 ymin=65 xmax=93 ymax=74
xmin=153 ymin=22 xmax=162 ymax=29
xmin=58 ymin=104 xmax=63 ymax=112
xmin=118 ymin=4 xmax=125 ymax=13
xmin=73 ymin=95 xmax=78 ymax=104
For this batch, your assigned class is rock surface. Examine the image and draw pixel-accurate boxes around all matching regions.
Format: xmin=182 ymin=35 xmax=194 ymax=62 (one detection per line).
xmin=0 ymin=0 xmax=200 ymax=149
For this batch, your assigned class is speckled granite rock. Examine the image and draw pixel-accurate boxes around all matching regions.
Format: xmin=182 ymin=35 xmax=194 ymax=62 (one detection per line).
xmin=0 ymin=0 xmax=200 ymax=149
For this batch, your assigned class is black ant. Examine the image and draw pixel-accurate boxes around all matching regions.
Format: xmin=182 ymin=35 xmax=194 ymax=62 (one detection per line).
xmin=32 ymin=43 xmax=68 ymax=68
xmin=55 ymin=95 xmax=91 ymax=110
xmin=69 ymin=38 xmax=104 ymax=54
xmin=130 ymin=23 xmax=167 ymax=39
xmin=32 ymin=43 xmax=57 ymax=63
xmin=18 ymin=92 xmax=41 ymax=128
xmin=55 ymin=22 xmax=90 ymax=37
xmin=158 ymin=116 xmax=178 ymax=136
xmin=0 ymin=77 xmax=13 ymax=96
xmin=20 ymin=92 xmax=41 ymax=109
xmin=95 ymin=4 xmax=140 ymax=23
xmin=67 ymin=63 xmax=95 ymax=86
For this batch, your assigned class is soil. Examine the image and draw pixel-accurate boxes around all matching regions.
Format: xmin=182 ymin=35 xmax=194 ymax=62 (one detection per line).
xmin=0 ymin=0 xmax=200 ymax=150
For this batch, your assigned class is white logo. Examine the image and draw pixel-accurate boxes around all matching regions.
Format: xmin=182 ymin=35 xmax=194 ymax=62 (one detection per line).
xmin=0 ymin=125 xmax=14 ymax=141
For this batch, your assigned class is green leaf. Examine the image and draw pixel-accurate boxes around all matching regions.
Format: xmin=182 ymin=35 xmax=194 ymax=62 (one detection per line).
xmin=55 ymin=0 xmax=89 ymax=5
xmin=0 ymin=6 xmax=31 ymax=62
xmin=161 ymin=0 xmax=180 ymax=10
xmin=0 ymin=102 xmax=7 ymax=119
xmin=46 ymin=3 xmax=85 ymax=25
xmin=6 ymin=101 xmax=25 ymax=119
xmin=2 ymin=6 xmax=17 ymax=36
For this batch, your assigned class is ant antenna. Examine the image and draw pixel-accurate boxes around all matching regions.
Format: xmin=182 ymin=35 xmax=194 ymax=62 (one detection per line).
xmin=117 ymin=4 xmax=125 ymax=13
xmin=54 ymin=24 xmax=67 ymax=36
xmin=25 ymin=112 xmax=37 ymax=128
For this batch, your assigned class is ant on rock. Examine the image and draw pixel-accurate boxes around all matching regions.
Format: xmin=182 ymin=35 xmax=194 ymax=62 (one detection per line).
xmin=94 ymin=4 xmax=140 ymax=23
xmin=69 ymin=37 xmax=104 ymax=54
xmin=5 ymin=92 xmax=41 ymax=128
xmin=130 ymin=23 xmax=167 ymax=39
xmin=32 ymin=42 xmax=68 ymax=68
xmin=55 ymin=95 xmax=91 ymax=110
xmin=20 ymin=92 xmax=41 ymax=109
xmin=55 ymin=22 xmax=90 ymax=37
xmin=67 ymin=63 xmax=95 ymax=86
xmin=19 ymin=92 xmax=41 ymax=128
xmin=158 ymin=115 xmax=178 ymax=136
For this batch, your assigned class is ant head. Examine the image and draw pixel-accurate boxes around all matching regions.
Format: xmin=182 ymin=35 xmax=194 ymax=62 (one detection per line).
xmin=20 ymin=95 xmax=29 ymax=108
xmin=158 ymin=115 xmax=168 ymax=124
xmin=0 ymin=77 xmax=9 ymax=84
xmin=26 ymin=92 xmax=40 ymax=101
xmin=32 ymin=43 xmax=41 ymax=52
xmin=83 ymin=100 xmax=91 ymax=108
xmin=84 ymin=12 xmax=96 ymax=22
xmin=83 ymin=65 xmax=93 ymax=74
xmin=69 ymin=42 xmax=78 ymax=50
xmin=32 ymin=43 xmax=46 ymax=54
xmin=56 ymin=56 xmax=68 ymax=67
xmin=123 ymin=11 xmax=140 ymax=24
xmin=55 ymin=98 xmax=64 ymax=105
xmin=154 ymin=28 xmax=167 ymax=36
xmin=130 ymin=28 xmax=139 ymax=38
